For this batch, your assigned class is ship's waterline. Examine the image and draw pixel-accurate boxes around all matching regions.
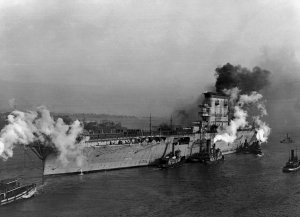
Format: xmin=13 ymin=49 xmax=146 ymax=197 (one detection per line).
xmin=44 ymin=130 xmax=256 ymax=175
xmin=25 ymin=91 xmax=266 ymax=176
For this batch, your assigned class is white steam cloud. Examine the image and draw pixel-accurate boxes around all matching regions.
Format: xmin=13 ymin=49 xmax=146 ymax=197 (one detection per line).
xmin=213 ymin=105 xmax=248 ymax=144
xmin=214 ymin=88 xmax=271 ymax=144
xmin=239 ymin=92 xmax=263 ymax=106
xmin=0 ymin=106 xmax=84 ymax=166
xmin=254 ymin=117 xmax=270 ymax=143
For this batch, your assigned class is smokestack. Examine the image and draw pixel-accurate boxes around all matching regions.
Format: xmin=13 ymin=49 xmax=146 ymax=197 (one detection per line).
xmin=291 ymin=149 xmax=295 ymax=160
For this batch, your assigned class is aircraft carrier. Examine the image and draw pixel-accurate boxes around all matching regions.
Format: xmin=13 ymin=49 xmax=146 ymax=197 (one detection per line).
xmin=30 ymin=92 xmax=259 ymax=176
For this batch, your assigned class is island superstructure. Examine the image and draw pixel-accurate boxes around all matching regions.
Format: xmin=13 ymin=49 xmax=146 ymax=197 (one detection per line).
xmin=29 ymin=91 xmax=258 ymax=175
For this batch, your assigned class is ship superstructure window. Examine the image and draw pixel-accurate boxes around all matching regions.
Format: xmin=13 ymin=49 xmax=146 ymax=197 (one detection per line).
xmin=224 ymin=110 xmax=228 ymax=117
xmin=224 ymin=100 xmax=228 ymax=107
xmin=178 ymin=137 xmax=190 ymax=145
xmin=202 ymin=92 xmax=230 ymax=126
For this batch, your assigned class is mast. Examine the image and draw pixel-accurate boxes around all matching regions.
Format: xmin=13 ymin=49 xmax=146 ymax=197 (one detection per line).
xmin=23 ymin=146 xmax=26 ymax=178
xmin=170 ymin=115 xmax=173 ymax=135
xmin=149 ymin=113 xmax=152 ymax=136
xmin=197 ymin=105 xmax=202 ymax=153
xmin=199 ymin=115 xmax=203 ymax=153
xmin=172 ymin=142 xmax=175 ymax=156
xmin=42 ymin=160 xmax=45 ymax=184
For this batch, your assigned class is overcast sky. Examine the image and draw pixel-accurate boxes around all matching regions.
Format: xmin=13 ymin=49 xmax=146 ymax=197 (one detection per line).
xmin=0 ymin=0 xmax=300 ymax=116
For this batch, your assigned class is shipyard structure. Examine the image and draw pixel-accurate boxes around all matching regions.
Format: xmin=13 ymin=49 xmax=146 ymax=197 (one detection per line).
xmin=30 ymin=92 xmax=258 ymax=175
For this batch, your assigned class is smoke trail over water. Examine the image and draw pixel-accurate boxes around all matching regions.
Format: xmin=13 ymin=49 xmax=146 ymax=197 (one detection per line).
xmin=0 ymin=106 xmax=84 ymax=166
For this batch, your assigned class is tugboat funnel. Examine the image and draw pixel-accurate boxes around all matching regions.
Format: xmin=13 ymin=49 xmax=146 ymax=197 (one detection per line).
xmin=291 ymin=150 xmax=295 ymax=160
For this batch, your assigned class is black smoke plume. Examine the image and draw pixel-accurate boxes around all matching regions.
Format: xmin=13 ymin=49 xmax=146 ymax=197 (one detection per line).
xmin=172 ymin=95 xmax=205 ymax=126
xmin=215 ymin=63 xmax=271 ymax=94
xmin=257 ymin=47 xmax=300 ymax=131
xmin=173 ymin=63 xmax=271 ymax=126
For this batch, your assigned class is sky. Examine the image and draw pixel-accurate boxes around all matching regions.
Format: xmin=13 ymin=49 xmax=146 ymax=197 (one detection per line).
xmin=0 ymin=0 xmax=300 ymax=117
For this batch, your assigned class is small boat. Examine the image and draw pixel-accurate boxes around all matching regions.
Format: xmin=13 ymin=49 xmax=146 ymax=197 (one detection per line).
xmin=249 ymin=141 xmax=263 ymax=156
xmin=236 ymin=140 xmax=263 ymax=156
xmin=283 ymin=149 xmax=300 ymax=172
xmin=188 ymin=143 xmax=224 ymax=164
xmin=256 ymin=153 xmax=264 ymax=157
xmin=0 ymin=178 xmax=37 ymax=206
xmin=158 ymin=140 xmax=186 ymax=169
xmin=236 ymin=139 xmax=251 ymax=154
xmin=158 ymin=150 xmax=185 ymax=169
xmin=280 ymin=133 xmax=294 ymax=144
xmin=203 ymin=147 xmax=224 ymax=164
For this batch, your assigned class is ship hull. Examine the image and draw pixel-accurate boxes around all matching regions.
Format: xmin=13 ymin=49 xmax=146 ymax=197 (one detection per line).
xmin=282 ymin=166 xmax=300 ymax=172
xmin=0 ymin=185 xmax=36 ymax=206
xmin=44 ymin=130 xmax=257 ymax=176
xmin=44 ymin=136 xmax=193 ymax=175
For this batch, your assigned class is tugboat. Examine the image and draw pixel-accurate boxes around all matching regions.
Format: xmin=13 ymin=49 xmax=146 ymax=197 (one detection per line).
xmin=236 ymin=139 xmax=263 ymax=156
xmin=203 ymin=145 xmax=224 ymax=164
xmin=158 ymin=141 xmax=185 ymax=169
xmin=236 ymin=139 xmax=250 ymax=154
xmin=0 ymin=178 xmax=37 ymax=206
xmin=249 ymin=141 xmax=263 ymax=157
xmin=282 ymin=149 xmax=300 ymax=172
xmin=236 ymin=139 xmax=252 ymax=154
xmin=188 ymin=142 xmax=224 ymax=164
xmin=280 ymin=133 xmax=294 ymax=144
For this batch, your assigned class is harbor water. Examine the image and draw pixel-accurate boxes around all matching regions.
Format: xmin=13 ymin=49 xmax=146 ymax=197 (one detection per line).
xmin=1 ymin=130 xmax=300 ymax=217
